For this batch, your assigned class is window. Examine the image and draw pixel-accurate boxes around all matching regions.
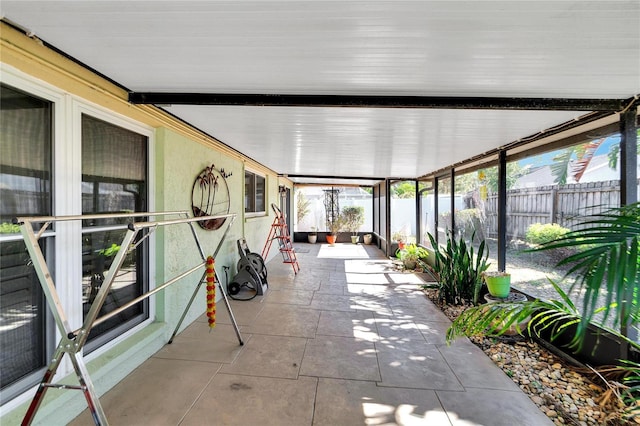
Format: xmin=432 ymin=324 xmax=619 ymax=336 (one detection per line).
xmin=245 ymin=170 xmax=266 ymax=214
xmin=390 ymin=181 xmax=417 ymax=244
xmin=81 ymin=114 xmax=148 ymax=347
xmin=453 ymin=166 xmax=499 ymax=261
xmin=505 ymin=134 xmax=621 ymax=327
xmin=294 ymin=185 xmax=373 ymax=233
xmin=0 ymin=84 xmax=52 ymax=401
xmin=435 ymin=175 xmax=452 ymax=245
xmin=0 ymin=72 xmax=152 ymax=404
xmin=419 ymin=180 xmax=435 ymax=245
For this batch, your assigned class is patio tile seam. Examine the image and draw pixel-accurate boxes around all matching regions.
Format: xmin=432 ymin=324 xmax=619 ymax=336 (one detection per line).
xmin=236 ymin=330 xmax=318 ymax=339
xmin=455 ymin=384 xmax=525 ymax=392
xmin=373 ymin=382 xmax=462 ymax=391
xmin=150 ymin=354 xmax=233 ymax=365
xmin=177 ymin=363 xmax=223 ymax=425
xmin=432 ymin=390 xmax=456 ymax=426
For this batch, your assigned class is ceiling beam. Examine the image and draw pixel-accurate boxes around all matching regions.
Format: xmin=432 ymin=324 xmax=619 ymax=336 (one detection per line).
xmin=128 ymin=92 xmax=631 ymax=111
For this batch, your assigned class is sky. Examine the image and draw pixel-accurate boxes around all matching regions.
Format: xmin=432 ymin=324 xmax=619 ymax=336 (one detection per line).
xmin=518 ymin=135 xmax=620 ymax=168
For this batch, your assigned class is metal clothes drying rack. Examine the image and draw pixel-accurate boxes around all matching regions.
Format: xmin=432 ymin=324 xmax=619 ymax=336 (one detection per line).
xmin=15 ymin=211 xmax=243 ymax=426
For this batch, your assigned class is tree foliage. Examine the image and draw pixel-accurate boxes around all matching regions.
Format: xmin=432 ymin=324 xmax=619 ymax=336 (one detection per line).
xmin=296 ymin=189 xmax=310 ymax=224
xmin=551 ymin=131 xmax=639 ymax=185
xmin=391 ymin=181 xmax=428 ymax=198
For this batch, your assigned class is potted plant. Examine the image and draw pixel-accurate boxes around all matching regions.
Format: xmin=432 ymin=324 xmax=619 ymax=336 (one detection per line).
xmin=392 ymin=231 xmax=406 ymax=250
xmin=341 ymin=206 xmax=365 ymax=244
xmin=397 ymin=243 xmax=428 ymax=270
xmin=308 ymin=226 xmax=317 ymax=244
xmin=483 ymin=271 xmax=511 ymax=298
xmin=326 ymin=217 xmax=343 ymax=246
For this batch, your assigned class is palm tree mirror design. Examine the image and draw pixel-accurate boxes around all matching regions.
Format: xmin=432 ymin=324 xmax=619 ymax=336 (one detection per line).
xmin=191 ymin=164 xmax=232 ymax=230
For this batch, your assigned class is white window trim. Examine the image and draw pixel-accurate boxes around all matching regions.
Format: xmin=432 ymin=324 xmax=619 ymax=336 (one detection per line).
xmin=0 ymin=63 xmax=156 ymax=411
xmin=71 ymin=98 xmax=156 ymax=356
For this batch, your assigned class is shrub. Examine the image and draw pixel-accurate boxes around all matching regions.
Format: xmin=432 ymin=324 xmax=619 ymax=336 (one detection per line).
xmin=525 ymin=223 xmax=570 ymax=245
xmin=341 ymin=206 xmax=365 ymax=235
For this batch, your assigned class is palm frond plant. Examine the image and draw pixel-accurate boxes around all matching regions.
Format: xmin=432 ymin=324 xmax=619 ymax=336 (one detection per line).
xmin=619 ymin=359 xmax=640 ymax=421
xmin=446 ymin=203 xmax=640 ymax=418
xmin=448 ymin=203 xmax=640 ymax=346
xmin=532 ymin=202 xmax=640 ymax=345
xmin=446 ymin=279 xmax=610 ymax=343
xmin=423 ymin=231 xmax=490 ymax=306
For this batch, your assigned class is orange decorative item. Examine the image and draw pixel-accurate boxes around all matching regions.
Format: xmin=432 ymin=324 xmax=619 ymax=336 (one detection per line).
xmin=206 ymin=256 xmax=216 ymax=329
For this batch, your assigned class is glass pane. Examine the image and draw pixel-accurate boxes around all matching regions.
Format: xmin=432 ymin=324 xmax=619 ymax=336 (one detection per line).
xmin=255 ymin=175 xmax=265 ymax=212
xmin=81 ymin=114 xmax=147 ymax=343
xmin=82 ymin=229 xmax=144 ymax=339
xmin=453 ymin=167 xmax=498 ymax=264
xmin=0 ymin=84 xmax=52 ymax=228
xmin=391 ymin=181 xmax=416 ymax=244
xmin=419 ymin=181 xmax=435 ymax=245
xmin=454 ymin=172 xmax=478 ymax=242
xmin=436 ymin=176 xmax=452 ymax=245
xmin=0 ymin=240 xmax=46 ymax=392
xmin=294 ymin=186 xmax=373 ymax=234
xmin=0 ymin=84 xmax=51 ymax=395
xmin=505 ymin=134 xmax=620 ymax=326
xmin=244 ymin=171 xmax=254 ymax=212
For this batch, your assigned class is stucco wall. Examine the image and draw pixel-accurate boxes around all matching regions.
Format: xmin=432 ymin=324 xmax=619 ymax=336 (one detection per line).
xmin=154 ymin=127 xmax=245 ymax=332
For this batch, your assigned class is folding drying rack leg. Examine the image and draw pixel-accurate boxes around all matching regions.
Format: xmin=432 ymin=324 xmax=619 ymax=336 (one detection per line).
xmin=17 ymin=212 xmax=241 ymax=426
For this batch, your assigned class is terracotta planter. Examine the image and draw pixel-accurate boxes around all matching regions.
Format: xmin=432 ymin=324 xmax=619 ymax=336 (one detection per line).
xmin=326 ymin=234 xmax=337 ymax=245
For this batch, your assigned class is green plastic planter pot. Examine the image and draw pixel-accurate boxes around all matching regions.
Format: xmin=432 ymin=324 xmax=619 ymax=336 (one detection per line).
xmin=485 ymin=274 xmax=511 ymax=298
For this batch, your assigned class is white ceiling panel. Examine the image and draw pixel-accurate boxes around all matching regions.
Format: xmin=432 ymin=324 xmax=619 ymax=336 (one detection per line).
xmin=2 ymin=1 xmax=638 ymax=182
xmin=166 ymin=105 xmax=583 ymax=178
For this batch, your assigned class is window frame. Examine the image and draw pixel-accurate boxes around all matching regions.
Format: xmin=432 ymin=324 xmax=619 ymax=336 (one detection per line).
xmin=77 ymin=108 xmax=152 ymax=352
xmin=244 ymin=168 xmax=267 ymax=217
xmin=0 ymin=79 xmax=58 ymax=405
xmin=0 ymin=64 xmax=155 ymax=409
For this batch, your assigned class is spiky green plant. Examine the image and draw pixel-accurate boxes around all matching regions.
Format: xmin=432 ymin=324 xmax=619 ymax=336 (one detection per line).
xmin=423 ymin=231 xmax=489 ymax=306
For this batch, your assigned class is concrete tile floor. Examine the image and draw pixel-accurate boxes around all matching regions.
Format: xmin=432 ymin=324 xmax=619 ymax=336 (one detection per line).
xmin=72 ymin=243 xmax=552 ymax=426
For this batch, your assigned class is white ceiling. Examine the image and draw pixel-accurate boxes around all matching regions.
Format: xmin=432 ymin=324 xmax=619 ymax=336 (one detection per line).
xmin=2 ymin=1 xmax=639 ymax=184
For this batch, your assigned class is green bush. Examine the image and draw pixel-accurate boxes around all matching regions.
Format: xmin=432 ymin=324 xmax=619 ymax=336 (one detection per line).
xmin=525 ymin=223 xmax=570 ymax=245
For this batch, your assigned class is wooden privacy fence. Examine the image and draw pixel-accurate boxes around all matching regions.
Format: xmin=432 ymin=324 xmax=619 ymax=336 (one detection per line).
xmin=483 ymin=180 xmax=623 ymax=240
